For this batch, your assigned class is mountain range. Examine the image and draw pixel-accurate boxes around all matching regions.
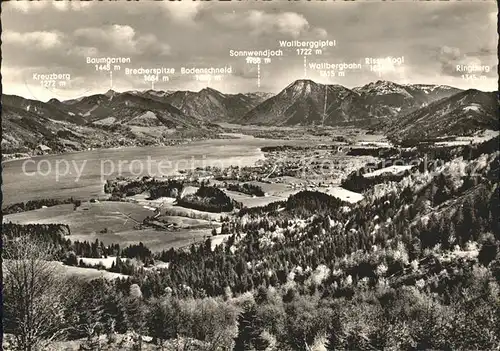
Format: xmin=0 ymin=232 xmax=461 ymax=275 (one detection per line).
xmin=162 ymin=88 xmax=274 ymax=122
xmin=240 ymin=79 xmax=464 ymax=126
xmin=1 ymin=88 xmax=271 ymax=157
xmin=387 ymin=88 xmax=499 ymax=141
xmin=2 ymin=80 xmax=497 ymax=157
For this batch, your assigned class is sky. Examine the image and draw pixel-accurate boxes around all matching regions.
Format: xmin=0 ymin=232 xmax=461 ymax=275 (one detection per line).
xmin=1 ymin=0 xmax=498 ymax=101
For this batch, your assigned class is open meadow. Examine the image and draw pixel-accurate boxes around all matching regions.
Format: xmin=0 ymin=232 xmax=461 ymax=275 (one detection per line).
xmin=3 ymin=130 xmax=380 ymax=253
xmin=3 ymin=200 xmax=214 ymax=251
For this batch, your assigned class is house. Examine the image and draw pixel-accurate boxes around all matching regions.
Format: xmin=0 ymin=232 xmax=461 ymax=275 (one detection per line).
xmin=36 ymin=144 xmax=51 ymax=154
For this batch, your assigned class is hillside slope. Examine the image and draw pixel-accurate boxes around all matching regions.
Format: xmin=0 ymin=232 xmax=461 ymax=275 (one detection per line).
xmin=61 ymin=90 xmax=206 ymax=128
xmin=1 ymin=91 xmax=220 ymax=157
xmin=240 ymin=79 xmax=369 ymax=126
xmin=240 ymin=79 xmax=464 ymax=127
xmin=387 ymin=89 xmax=499 ymax=142
xmin=354 ymin=81 xmax=462 ymax=118
xmin=164 ymin=88 xmax=273 ymax=121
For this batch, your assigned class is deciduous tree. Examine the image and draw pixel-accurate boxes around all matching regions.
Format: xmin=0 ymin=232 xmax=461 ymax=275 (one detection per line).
xmin=3 ymin=233 xmax=75 ymax=350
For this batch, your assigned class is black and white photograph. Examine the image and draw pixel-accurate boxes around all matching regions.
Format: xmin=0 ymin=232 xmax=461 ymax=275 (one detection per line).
xmin=1 ymin=0 xmax=499 ymax=350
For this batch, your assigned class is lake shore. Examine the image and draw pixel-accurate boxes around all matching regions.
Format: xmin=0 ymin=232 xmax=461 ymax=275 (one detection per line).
xmin=1 ymin=135 xmax=272 ymax=205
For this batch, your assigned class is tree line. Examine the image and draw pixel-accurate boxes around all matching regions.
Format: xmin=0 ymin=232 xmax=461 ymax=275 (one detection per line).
xmin=3 ymin=136 xmax=499 ymax=349
xmin=2 ymin=197 xmax=82 ymax=214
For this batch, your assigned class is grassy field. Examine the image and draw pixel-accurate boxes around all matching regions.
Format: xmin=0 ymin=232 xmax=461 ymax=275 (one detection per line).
xmin=363 ymin=165 xmax=414 ymax=178
xmin=224 ymin=189 xmax=295 ymax=208
xmin=163 ymin=205 xmax=229 ymax=221
xmin=2 ymin=259 xmax=125 ymax=281
xmin=210 ymin=234 xmax=232 ymax=250
xmin=180 ymin=185 xmax=199 ymax=198
xmin=316 ymin=186 xmax=364 ymax=203
xmin=51 ymin=261 xmax=126 ymax=280
xmin=246 ymin=181 xmax=291 ymax=195
xmin=156 ymin=215 xmax=218 ymax=229
xmin=110 ymin=228 xmax=213 ymax=251
xmin=435 ymin=129 xmax=498 ymax=146
xmin=3 ymin=202 xmax=154 ymax=237
xmin=128 ymin=125 xmax=176 ymax=136
xmin=3 ymin=201 xmax=213 ymax=251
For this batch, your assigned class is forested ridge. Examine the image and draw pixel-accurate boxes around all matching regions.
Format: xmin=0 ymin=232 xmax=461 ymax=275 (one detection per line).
xmin=3 ymin=137 xmax=500 ymax=350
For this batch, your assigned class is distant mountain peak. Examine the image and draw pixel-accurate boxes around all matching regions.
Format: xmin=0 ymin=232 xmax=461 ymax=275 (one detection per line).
xmin=375 ymin=80 xmax=397 ymax=85
xmin=161 ymin=88 xmax=271 ymax=122
xmin=144 ymin=89 xmax=166 ymax=94
xmin=286 ymin=79 xmax=317 ymax=88
xmin=200 ymin=87 xmax=217 ymax=92
xmin=285 ymin=79 xmax=320 ymax=95
xmin=387 ymin=89 xmax=498 ymax=141
xmin=329 ymin=83 xmax=348 ymax=90
xmin=367 ymin=80 xmax=403 ymax=89
xmin=199 ymin=87 xmax=224 ymax=95
xmin=104 ymin=89 xmax=117 ymax=98
xmin=296 ymin=79 xmax=316 ymax=84
xmin=243 ymin=92 xmax=275 ymax=99
xmin=355 ymin=80 xmax=412 ymax=97
xmin=464 ymin=88 xmax=483 ymax=94
xmin=143 ymin=89 xmax=171 ymax=98
xmin=127 ymin=90 xmax=142 ymax=95
xmin=240 ymin=79 xmax=468 ymax=127
xmin=198 ymin=87 xmax=226 ymax=100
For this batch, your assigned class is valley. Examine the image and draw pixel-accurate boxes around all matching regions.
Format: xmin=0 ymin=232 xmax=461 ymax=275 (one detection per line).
xmin=3 ymin=78 xmax=498 ymax=279
xmin=3 ymin=79 xmax=497 ymax=162
xmin=2 ymin=127 xmax=385 ymax=252
xmin=3 ymin=78 xmax=499 ymax=351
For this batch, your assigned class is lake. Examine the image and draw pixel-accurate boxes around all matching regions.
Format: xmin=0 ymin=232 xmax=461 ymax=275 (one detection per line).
xmin=2 ymin=136 xmax=303 ymax=205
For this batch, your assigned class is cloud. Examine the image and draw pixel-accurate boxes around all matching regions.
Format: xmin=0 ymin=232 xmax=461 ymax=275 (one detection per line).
xmin=1 ymin=2 xmax=497 ymax=97
xmin=439 ymin=46 xmax=463 ymax=75
xmin=2 ymin=30 xmax=64 ymax=50
xmin=7 ymin=1 xmax=48 ymax=13
xmin=467 ymin=47 xmax=496 ymax=58
xmin=74 ymin=25 xmax=136 ymax=50
xmin=311 ymin=28 xmax=328 ymax=39
xmin=214 ymin=10 xmax=315 ymax=39
xmin=441 ymin=46 xmax=461 ymax=60
xmin=7 ymin=1 xmax=93 ymax=13
xmin=73 ymin=25 xmax=170 ymax=56
xmin=438 ymin=45 xmax=496 ymax=78
xmin=67 ymin=46 xmax=100 ymax=58
xmin=160 ymin=2 xmax=203 ymax=24
xmin=232 ymin=64 xmax=258 ymax=79
xmin=135 ymin=34 xmax=172 ymax=56
xmin=271 ymin=12 xmax=310 ymax=38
